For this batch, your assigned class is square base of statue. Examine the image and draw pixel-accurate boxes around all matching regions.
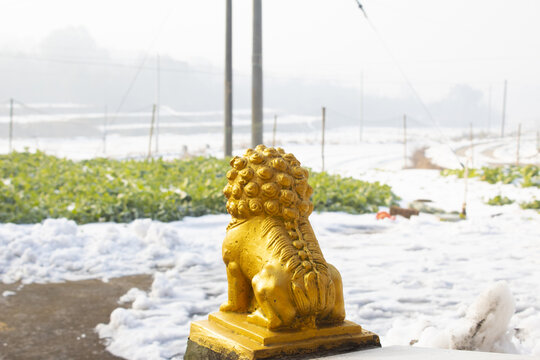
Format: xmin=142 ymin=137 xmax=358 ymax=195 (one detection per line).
xmin=185 ymin=311 xmax=380 ymax=360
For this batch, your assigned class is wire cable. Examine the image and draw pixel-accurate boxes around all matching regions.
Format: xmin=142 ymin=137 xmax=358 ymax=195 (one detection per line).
xmin=13 ymin=99 xmax=54 ymax=115
xmin=353 ymin=2 xmax=464 ymax=168
xmin=110 ymin=3 xmax=178 ymax=125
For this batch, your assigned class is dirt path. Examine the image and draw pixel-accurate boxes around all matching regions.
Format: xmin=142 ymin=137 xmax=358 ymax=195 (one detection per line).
xmin=409 ymin=148 xmax=444 ymax=170
xmin=0 ymin=274 xmax=153 ymax=360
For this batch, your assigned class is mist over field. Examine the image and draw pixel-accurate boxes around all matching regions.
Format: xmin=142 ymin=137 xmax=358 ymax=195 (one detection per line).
xmin=0 ymin=26 xmax=503 ymax=134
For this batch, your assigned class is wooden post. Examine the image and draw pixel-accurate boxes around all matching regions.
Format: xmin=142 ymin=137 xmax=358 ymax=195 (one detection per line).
xmin=272 ymin=114 xmax=277 ymax=147
xmin=487 ymin=84 xmax=492 ymax=133
xmin=155 ymin=53 xmax=160 ymax=155
xmin=516 ymin=123 xmax=521 ymax=166
xmin=321 ymin=107 xmax=326 ymax=172
xmin=8 ymin=98 xmax=13 ymax=153
xmin=501 ymin=79 xmax=507 ymax=138
xmin=403 ymin=114 xmax=407 ymax=169
xmin=462 ymin=159 xmax=469 ymax=218
xmin=469 ymin=122 xmax=474 ymax=167
xmin=359 ymin=71 xmax=364 ymax=142
xmin=102 ymin=105 xmax=108 ymax=155
xmin=147 ymin=104 xmax=157 ymax=160
xmin=224 ymin=0 xmax=233 ymax=157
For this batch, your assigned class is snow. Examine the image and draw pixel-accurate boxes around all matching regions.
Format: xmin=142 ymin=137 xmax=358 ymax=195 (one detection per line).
xmin=0 ymin=125 xmax=539 ymax=359
xmin=2 ymin=118 xmax=538 ymax=168
xmin=90 ymin=200 xmax=540 ymax=359
xmin=386 ymin=281 xmax=518 ymax=353
xmin=0 ymin=217 xmax=226 ymax=284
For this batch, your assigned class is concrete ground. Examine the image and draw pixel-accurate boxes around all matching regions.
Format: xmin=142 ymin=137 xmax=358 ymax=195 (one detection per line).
xmin=0 ymin=274 xmax=153 ymax=360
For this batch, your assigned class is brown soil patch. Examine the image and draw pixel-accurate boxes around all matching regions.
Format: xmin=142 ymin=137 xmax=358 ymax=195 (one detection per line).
xmin=409 ymin=148 xmax=444 ymax=170
xmin=0 ymin=274 xmax=153 ymax=360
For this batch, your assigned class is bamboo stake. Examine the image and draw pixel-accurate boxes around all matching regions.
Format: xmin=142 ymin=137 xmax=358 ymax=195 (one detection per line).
xmin=272 ymin=114 xmax=277 ymax=147
xmin=516 ymin=123 xmax=521 ymax=166
xmin=102 ymin=105 xmax=108 ymax=155
xmin=8 ymin=98 xmax=13 ymax=153
xmin=403 ymin=114 xmax=407 ymax=168
xmin=147 ymin=104 xmax=157 ymax=160
xmin=321 ymin=107 xmax=326 ymax=172
xmin=469 ymin=122 xmax=474 ymax=167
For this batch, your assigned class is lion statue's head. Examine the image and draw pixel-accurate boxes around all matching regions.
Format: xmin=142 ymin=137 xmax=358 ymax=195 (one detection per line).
xmin=223 ymin=145 xmax=314 ymax=221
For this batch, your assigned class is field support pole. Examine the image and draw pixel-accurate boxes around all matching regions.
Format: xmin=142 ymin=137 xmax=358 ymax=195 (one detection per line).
xmin=9 ymin=98 xmax=13 ymax=153
xmin=321 ymin=107 xmax=326 ymax=172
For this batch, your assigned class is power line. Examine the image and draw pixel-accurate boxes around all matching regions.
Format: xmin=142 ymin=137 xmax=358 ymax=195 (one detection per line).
xmin=13 ymin=99 xmax=55 ymax=115
xmin=10 ymin=99 xmax=155 ymax=126
xmin=109 ymin=3 xmax=178 ymax=125
xmin=354 ymin=3 xmax=464 ymax=168
xmin=0 ymin=52 xmax=224 ymax=76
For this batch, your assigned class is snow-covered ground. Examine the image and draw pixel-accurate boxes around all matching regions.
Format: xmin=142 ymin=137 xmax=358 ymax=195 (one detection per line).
xmin=1 ymin=113 xmax=538 ymax=168
xmin=1 ymin=126 xmax=539 ymax=359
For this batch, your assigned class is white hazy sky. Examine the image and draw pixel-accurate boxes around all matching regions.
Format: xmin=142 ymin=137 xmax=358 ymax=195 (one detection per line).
xmin=1 ymin=0 xmax=540 ymax=124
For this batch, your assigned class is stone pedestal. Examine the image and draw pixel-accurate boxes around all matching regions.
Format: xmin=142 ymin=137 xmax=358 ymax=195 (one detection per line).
xmin=185 ymin=312 xmax=380 ymax=360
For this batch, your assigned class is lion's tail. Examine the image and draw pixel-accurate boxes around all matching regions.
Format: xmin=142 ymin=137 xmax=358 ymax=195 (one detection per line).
xmin=290 ymin=269 xmax=336 ymax=317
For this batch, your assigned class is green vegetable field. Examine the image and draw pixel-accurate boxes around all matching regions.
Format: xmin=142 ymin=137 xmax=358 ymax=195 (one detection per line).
xmin=441 ymin=165 xmax=539 ymax=188
xmin=442 ymin=166 xmax=539 ymax=211
xmin=0 ymin=151 xmax=400 ymax=224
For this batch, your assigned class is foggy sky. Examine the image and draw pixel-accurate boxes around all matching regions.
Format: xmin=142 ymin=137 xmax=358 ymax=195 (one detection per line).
xmin=0 ymin=26 xmax=517 ymax=131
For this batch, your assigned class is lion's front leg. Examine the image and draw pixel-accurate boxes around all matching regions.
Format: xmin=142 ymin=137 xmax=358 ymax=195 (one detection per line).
xmin=220 ymin=260 xmax=251 ymax=312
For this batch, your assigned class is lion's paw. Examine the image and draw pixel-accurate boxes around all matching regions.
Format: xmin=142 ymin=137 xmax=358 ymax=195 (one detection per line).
xmin=220 ymin=301 xmax=241 ymax=312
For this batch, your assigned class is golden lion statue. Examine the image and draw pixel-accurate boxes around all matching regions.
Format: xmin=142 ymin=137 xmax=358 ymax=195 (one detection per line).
xmin=221 ymin=145 xmax=345 ymax=330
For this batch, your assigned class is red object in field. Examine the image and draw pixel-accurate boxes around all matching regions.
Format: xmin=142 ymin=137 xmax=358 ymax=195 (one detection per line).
xmin=376 ymin=211 xmax=395 ymax=220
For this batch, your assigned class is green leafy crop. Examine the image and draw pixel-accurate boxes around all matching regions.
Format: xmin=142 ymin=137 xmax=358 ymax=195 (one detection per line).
xmin=309 ymin=171 xmax=400 ymax=214
xmin=0 ymin=151 xmax=400 ymax=224
xmin=486 ymin=195 xmax=515 ymax=206
xmin=441 ymin=165 xmax=539 ymax=188
xmin=520 ymin=200 xmax=540 ymax=211
xmin=0 ymin=151 xmax=230 ymax=224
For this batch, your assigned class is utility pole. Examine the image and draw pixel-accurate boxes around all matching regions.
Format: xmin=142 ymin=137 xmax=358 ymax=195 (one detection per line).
xmin=155 ymin=54 xmax=160 ymax=155
xmin=501 ymin=79 xmax=507 ymax=138
xmin=359 ymin=71 xmax=364 ymax=142
xmin=224 ymin=0 xmax=233 ymax=157
xmin=321 ymin=106 xmax=326 ymax=172
xmin=251 ymin=0 xmax=263 ymax=147
xmin=8 ymin=98 xmax=13 ymax=153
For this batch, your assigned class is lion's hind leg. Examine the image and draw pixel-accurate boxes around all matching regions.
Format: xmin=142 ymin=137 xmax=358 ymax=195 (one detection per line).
xmin=249 ymin=262 xmax=296 ymax=330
